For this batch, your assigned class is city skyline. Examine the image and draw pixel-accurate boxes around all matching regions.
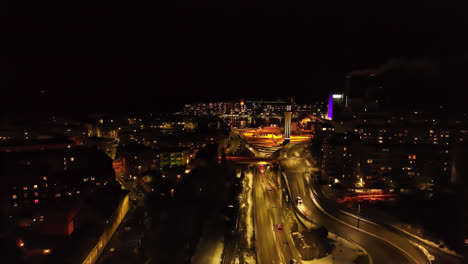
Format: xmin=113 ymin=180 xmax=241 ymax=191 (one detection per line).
xmin=1 ymin=3 xmax=466 ymax=264
xmin=2 ymin=4 xmax=467 ymax=113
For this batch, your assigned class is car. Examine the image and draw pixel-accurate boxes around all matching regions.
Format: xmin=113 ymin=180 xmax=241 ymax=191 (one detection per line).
xmin=289 ymin=259 xmax=299 ymax=264
xmin=296 ymin=196 xmax=303 ymax=204
xmin=276 ymin=224 xmax=283 ymax=230
xmin=259 ymin=164 xmax=265 ymax=173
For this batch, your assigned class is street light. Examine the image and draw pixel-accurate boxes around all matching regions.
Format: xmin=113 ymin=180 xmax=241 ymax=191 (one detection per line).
xmin=357 ymin=202 xmax=361 ymax=229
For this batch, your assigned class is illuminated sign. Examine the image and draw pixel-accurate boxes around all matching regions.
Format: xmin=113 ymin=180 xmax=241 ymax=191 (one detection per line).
xmin=332 ymin=94 xmax=343 ymax=99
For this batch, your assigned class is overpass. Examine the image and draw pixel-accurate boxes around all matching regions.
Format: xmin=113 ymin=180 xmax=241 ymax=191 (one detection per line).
xmin=225 ymin=156 xmax=276 ymax=164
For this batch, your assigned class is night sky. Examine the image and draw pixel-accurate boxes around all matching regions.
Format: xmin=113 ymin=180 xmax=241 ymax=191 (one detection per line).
xmin=1 ymin=3 xmax=467 ymax=113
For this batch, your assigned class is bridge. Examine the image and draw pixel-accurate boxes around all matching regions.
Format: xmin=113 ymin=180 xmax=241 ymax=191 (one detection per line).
xmin=225 ymin=156 xmax=277 ymax=164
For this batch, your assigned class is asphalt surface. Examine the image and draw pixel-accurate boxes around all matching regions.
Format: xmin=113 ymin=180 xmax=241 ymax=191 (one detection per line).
xmin=280 ymin=142 xmax=462 ymax=264
xmin=252 ymin=166 xmax=301 ymax=264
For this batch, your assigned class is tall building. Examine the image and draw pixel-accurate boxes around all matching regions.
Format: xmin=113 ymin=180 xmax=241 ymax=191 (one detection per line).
xmin=327 ymin=93 xmax=344 ymax=120
xmin=284 ymin=105 xmax=292 ymax=144
xmin=344 ymin=75 xmax=383 ymax=113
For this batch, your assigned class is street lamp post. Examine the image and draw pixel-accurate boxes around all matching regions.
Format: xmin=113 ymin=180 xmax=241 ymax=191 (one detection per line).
xmin=357 ymin=202 xmax=361 ymax=229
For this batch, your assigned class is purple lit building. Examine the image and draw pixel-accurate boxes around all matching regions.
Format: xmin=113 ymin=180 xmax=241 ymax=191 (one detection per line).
xmin=327 ymin=94 xmax=344 ymax=120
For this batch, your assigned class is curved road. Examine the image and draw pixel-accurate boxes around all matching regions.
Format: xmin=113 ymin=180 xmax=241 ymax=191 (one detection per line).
xmin=279 ymin=142 xmax=462 ymax=264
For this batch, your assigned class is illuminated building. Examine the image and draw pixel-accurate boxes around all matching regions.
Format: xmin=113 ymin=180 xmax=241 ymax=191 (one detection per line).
xmin=284 ymin=105 xmax=292 ymax=143
xmin=321 ymin=134 xmax=355 ymax=184
xmin=159 ymin=148 xmax=190 ymax=169
xmin=184 ymin=118 xmax=198 ymax=130
xmin=327 ymin=93 xmax=344 ymax=120
xmin=0 ymin=142 xmax=117 ymax=231
xmin=0 ymin=138 xmax=125 ymax=264
xmin=320 ymin=131 xmax=453 ymax=188
xmin=116 ymin=143 xmax=157 ymax=176
xmin=46 ymin=192 xmax=129 ymax=264
xmin=327 ymin=94 xmax=333 ymax=119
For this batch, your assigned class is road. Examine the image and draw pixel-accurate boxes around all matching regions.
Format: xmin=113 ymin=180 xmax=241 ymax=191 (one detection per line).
xmin=280 ymin=142 xmax=462 ymax=264
xmin=227 ymin=129 xmax=460 ymax=264
xmin=225 ymin=130 xmax=300 ymax=264
xmin=96 ymin=176 xmax=147 ymax=264
xmin=252 ymin=165 xmax=301 ymax=264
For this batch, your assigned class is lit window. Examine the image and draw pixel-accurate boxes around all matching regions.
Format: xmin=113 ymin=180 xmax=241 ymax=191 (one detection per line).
xmin=34 ymin=185 xmax=38 ymax=189
xmin=13 ymin=202 xmax=18 ymax=207
xmin=34 ymin=192 xmax=38 ymax=197
xmin=55 ymin=193 xmax=61 ymax=198
xmin=12 ymin=194 xmax=17 ymax=199
xmin=23 ymin=186 xmax=28 ymax=191
xmin=34 ymin=199 xmax=39 ymax=204
xmin=70 ymin=157 xmax=75 ymax=162
xmin=43 ymin=176 xmax=47 ymax=181
xmin=367 ymin=159 xmax=373 ymax=164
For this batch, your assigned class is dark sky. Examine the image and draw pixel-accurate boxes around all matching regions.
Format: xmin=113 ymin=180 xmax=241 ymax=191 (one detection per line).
xmin=1 ymin=3 xmax=467 ymax=113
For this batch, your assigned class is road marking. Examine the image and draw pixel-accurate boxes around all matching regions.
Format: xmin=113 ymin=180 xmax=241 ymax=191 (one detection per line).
xmin=305 ymin=180 xmax=421 ymax=264
xmin=339 ymin=209 xmax=383 ymax=227
xmin=393 ymin=226 xmax=463 ymax=258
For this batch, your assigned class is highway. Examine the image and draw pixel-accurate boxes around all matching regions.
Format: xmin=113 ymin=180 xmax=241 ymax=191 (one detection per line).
xmin=225 ymin=129 xmax=301 ymax=264
xmin=279 ymin=142 xmax=462 ymax=264
xmin=227 ymin=128 xmax=462 ymax=264
xmin=252 ymin=165 xmax=301 ymax=264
